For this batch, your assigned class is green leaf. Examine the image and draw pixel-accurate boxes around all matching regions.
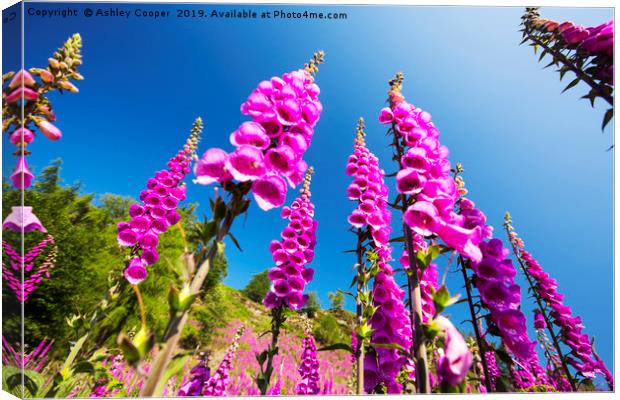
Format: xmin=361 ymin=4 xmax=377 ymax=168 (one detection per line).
xmin=602 ymin=108 xmax=613 ymax=130
xmin=60 ymin=333 xmax=89 ymax=379
xmin=317 ymin=343 xmax=354 ymax=353
xmin=227 ymin=232 xmax=243 ymax=251
xmin=152 ymin=354 xmax=190 ymax=396
xmin=213 ymin=199 xmax=227 ymax=221
xmin=561 ymin=78 xmax=580 ymax=93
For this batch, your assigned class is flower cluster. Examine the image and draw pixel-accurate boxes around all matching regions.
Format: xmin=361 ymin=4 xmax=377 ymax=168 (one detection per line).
xmin=505 ymin=214 xmax=616 ymax=389
xmin=484 ymin=351 xmax=500 ymax=390
xmin=296 ymin=328 xmax=321 ymax=395
xmin=458 ymin=199 xmax=538 ymax=367
xmin=379 ymin=75 xmax=482 ymax=263
xmin=435 ymin=316 xmax=473 ymax=386
xmin=3 ymin=236 xmax=56 ymax=302
xmin=203 ymin=325 xmax=245 ymax=396
xmin=178 ymin=352 xmax=211 ymax=396
xmin=2 ymin=335 xmax=53 ymax=372
xmin=263 ymin=169 xmax=317 ymax=310
xmin=193 ymin=53 xmax=324 ymax=211
xmin=531 ymin=17 xmax=613 ymax=59
xmin=3 ymin=34 xmax=83 ymax=189
xmin=344 ymin=121 xmax=413 ymax=393
xmin=516 ymin=248 xmax=599 ymax=378
xmin=118 ymin=119 xmax=201 ymax=284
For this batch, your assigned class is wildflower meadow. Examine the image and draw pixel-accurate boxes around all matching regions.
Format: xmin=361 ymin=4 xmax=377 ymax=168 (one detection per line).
xmin=1 ymin=3 xmax=614 ymax=398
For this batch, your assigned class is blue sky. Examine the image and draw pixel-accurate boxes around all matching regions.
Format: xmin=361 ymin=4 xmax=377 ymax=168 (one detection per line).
xmin=4 ymin=3 xmax=613 ymax=378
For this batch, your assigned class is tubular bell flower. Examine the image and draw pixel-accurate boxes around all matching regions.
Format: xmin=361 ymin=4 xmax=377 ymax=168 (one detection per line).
xmin=194 ymin=52 xmax=324 ymax=211
xmin=435 ymin=316 xmax=473 ymax=386
xmin=178 ymin=352 xmax=211 ymax=396
xmin=2 ymin=206 xmax=46 ymax=233
xmin=263 ymin=168 xmax=317 ymax=310
xmin=117 ymin=119 xmax=202 ymax=284
xmin=379 ymin=76 xmax=482 ymax=263
xmin=10 ymin=156 xmax=34 ymax=189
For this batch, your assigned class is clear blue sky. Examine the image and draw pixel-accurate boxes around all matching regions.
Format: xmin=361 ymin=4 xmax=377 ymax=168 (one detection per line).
xmin=4 ymin=3 xmax=613 ymax=378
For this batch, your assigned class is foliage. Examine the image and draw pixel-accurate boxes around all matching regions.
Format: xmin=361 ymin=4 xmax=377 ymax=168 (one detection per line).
xmin=328 ymin=291 xmax=345 ymax=310
xmin=242 ymin=270 xmax=270 ymax=304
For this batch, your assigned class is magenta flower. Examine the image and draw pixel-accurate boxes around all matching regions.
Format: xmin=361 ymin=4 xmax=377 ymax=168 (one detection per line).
xmin=8 ymin=69 xmax=37 ymax=89
xmin=534 ymin=311 xmax=547 ymax=330
xmin=6 ymin=87 xmax=38 ymax=103
xmin=9 ymin=127 xmax=35 ymax=145
xmin=2 ymin=206 xmax=47 ymax=233
xmin=230 ymin=121 xmax=270 ymax=150
xmin=202 ymin=325 xmax=245 ymax=396
xmin=10 ymin=156 xmax=34 ymax=189
xmin=508 ymin=223 xmax=607 ymax=382
xmin=193 ymin=148 xmax=231 ymax=185
xmin=251 ymin=174 xmax=287 ymax=211
xmin=226 ymin=146 xmax=266 ymax=182
xmin=435 ymin=316 xmax=473 ymax=386
xmin=124 ymin=258 xmax=148 ymax=285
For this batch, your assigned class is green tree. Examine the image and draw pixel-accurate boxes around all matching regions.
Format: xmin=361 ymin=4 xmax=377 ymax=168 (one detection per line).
xmin=302 ymin=291 xmax=320 ymax=318
xmin=242 ymin=270 xmax=271 ymax=303
xmin=328 ymin=291 xmax=345 ymax=310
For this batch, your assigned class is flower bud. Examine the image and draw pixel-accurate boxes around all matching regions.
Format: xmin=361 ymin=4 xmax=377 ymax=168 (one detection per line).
xmin=48 ymin=57 xmax=60 ymax=69
xmin=6 ymin=87 xmax=39 ymax=103
xmin=36 ymin=119 xmax=62 ymax=141
xmin=8 ymin=69 xmax=36 ymax=89
xmin=59 ymin=80 xmax=79 ymax=93
xmin=39 ymin=69 xmax=54 ymax=83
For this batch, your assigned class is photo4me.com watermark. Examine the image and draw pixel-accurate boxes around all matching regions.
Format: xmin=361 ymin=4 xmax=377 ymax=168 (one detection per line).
xmin=25 ymin=6 xmax=348 ymax=20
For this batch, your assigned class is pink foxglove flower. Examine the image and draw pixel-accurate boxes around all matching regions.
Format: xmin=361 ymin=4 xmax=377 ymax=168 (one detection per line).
xmin=2 ymin=206 xmax=47 ymax=233
xmin=507 ymin=222 xmax=606 ymax=382
xmin=9 ymin=127 xmax=35 ymax=145
xmin=435 ymin=316 xmax=473 ymax=386
xmin=10 ymin=156 xmax=34 ymax=189
xmin=192 ymin=148 xmax=231 ymax=185
xmin=8 ymin=69 xmax=37 ymax=89
xmin=263 ymin=169 xmax=317 ymax=310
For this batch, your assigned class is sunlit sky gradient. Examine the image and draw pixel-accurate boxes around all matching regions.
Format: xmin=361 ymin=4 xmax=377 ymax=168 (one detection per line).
xmin=3 ymin=3 xmax=613 ymax=377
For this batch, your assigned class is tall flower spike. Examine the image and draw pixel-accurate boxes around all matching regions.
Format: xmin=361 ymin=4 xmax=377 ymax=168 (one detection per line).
xmin=118 ymin=118 xmax=202 ymax=284
xmin=456 ymin=197 xmax=540 ymax=377
xmin=203 ymin=325 xmax=245 ymax=396
xmin=505 ymin=213 xmax=609 ymax=388
xmin=263 ymin=167 xmax=317 ymax=310
xmin=345 ymin=118 xmax=412 ymax=394
xmin=379 ymin=74 xmax=483 ymax=263
xmin=194 ymin=54 xmax=324 ymax=211
xmin=296 ymin=320 xmax=321 ymax=395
